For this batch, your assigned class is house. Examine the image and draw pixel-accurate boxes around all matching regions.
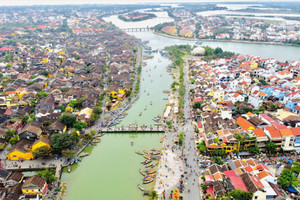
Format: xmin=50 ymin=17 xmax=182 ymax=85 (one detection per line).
xmin=252 ymin=129 xmax=269 ymax=151
xmin=21 ymin=175 xmax=47 ymax=196
xmin=231 ymin=93 xmax=245 ymax=103
xmin=7 ymin=139 xmax=34 ymax=160
xmin=32 ymin=138 xmax=50 ymax=152
xmin=248 ymin=95 xmax=263 ymax=109
xmin=264 ymin=126 xmax=282 ymax=150
xmin=47 ymin=120 xmax=66 ymax=134
xmin=292 ymin=127 xmax=300 ymax=152
xmin=236 ymin=117 xmax=255 ymax=130
xmin=0 ymin=169 xmax=11 ymax=184
xmin=279 ymin=129 xmax=295 ymax=152
xmin=19 ymin=122 xmax=42 ymax=141
xmin=6 ymin=172 xmax=24 ymax=186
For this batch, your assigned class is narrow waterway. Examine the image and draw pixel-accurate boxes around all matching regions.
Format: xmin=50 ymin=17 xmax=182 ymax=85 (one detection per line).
xmin=62 ymin=13 xmax=300 ymax=200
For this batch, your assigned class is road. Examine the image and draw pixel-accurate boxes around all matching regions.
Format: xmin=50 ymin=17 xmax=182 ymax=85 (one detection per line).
xmin=179 ymin=56 xmax=201 ymax=200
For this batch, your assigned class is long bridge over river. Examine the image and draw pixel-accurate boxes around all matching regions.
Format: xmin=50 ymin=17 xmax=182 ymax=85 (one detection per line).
xmin=120 ymin=27 xmax=152 ymax=32
xmin=99 ymin=126 xmax=165 ymax=133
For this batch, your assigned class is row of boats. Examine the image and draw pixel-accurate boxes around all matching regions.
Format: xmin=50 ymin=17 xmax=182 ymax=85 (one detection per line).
xmin=136 ymin=149 xmax=161 ymax=185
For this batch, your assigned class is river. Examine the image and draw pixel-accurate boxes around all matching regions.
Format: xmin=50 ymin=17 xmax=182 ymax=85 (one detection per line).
xmin=62 ymin=12 xmax=300 ymax=200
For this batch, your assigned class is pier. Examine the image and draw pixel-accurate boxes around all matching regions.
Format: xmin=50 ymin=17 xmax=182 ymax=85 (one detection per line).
xmin=99 ymin=126 xmax=165 ymax=133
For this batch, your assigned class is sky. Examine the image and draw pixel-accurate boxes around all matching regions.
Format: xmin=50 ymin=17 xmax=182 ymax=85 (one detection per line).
xmin=0 ymin=0 xmax=299 ymax=6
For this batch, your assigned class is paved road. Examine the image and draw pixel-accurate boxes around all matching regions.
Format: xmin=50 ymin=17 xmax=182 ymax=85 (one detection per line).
xmin=179 ymin=57 xmax=201 ymax=200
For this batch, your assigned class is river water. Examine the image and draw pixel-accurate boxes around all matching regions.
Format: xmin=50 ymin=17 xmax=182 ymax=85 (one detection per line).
xmin=62 ymin=12 xmax=300 ymax=200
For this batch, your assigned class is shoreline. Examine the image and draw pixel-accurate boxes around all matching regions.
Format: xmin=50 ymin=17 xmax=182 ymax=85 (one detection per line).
xmin=153 ymin=30 xmax=296 ymax=47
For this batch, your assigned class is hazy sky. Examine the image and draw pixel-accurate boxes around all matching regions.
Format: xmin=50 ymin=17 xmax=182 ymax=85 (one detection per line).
xmin=0 ymin=0 xmax=299 ymax=6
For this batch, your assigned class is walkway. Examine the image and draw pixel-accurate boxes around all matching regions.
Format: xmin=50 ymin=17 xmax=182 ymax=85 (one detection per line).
xmin=99 ymin=126 xmax=165 ymax=133
xmin=154 ymin=149 xmax=183 ymax=194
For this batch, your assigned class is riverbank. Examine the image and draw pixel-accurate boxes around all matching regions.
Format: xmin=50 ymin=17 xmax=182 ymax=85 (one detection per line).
xmin=153 ymin=30 xmax=296 ymax=47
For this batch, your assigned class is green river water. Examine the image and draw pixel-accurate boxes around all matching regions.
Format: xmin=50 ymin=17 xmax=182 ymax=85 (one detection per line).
xmin=62 ymin=20 xmax=300 ymax=199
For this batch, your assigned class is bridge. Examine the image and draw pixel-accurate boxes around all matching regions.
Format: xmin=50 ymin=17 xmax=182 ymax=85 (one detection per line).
xmin=121 ymin=27 xmax=152 ymax=32
xmin=99 ymin=126 xmax=165 ymax=133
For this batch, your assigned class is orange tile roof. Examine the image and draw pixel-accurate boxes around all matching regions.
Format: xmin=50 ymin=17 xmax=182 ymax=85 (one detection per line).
xmin=252 ymin=129 xmax=265 ymax=137
xmin=257 ymin=171 xmax=269 ymax=179
xmin=233 ymin=93 xmax=240 ymax=98
xmin=236 ymin=117 xmax=255 ymax=130
xmin=259 ymin=92 xmax=267 ymax=97
xmin=213 ymin=172 xmax=223 ymax=180
xmin=268 ymin=129 xmax=282 ymax=138
xmin=235 ymin=168 xmax=243 ymax=175
xmin=291 ymin=127 xmax=300 ymax=136
xmin=279 ymin=129 xmax=293 ymax=136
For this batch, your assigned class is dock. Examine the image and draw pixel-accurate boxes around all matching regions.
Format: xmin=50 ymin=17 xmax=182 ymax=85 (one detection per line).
xmin=99 ymin=126 xmax=165 ymax=133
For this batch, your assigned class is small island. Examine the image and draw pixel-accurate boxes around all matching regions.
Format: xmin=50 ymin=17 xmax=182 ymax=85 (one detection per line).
xmin=118 ymin=12 xmax=156 ymax=22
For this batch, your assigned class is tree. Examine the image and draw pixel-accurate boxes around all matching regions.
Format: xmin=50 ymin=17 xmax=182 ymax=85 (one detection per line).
xmin=93 ymin=106 xmax=102 ymax=115
xmin=37 ymin=91 xmax=48 ymax=98
xmin=249 ymin=145 xmax=260 ymax=154
xmin=59 ymin=113 xmax=76 ymax=127
xmin=20 ymin=115 xmax=29 ymax=123
xmin=211 ymin=149 xmax=226 ymax=157
xmin=4 ymin=129 xmax=16 ymax=141
xmin=125 ymin=90 xmax=132 ymax=97
xmin=37 ymin=168 xmax=57 ymax=184
xmin=212 ymin=156 xmax=224 ymax=165
xmin=150 ymin=190 xmax=158 ymax=200
xmin=73 ymin=121 xmax=87 ymax=131
xmin=214 ymin=47 xmax=223 ymax=55
xmin=270 ymin=104 xmax=277 ymax=111
xmin=62 ymin=149 xmax=76 ymax=159
xmin=32 ymin=146 xmax=52 ymax=158
xmin=201 ymin=184 xmax=208 ymax=191
xmin=50 ymin=133 xmax=77 ymax=151
xmin=227 ymin=189 xmax=253 ymax=200
xmin=278 ymin=169 xmax=296 ymax=189
xmin=193 ymin=102 xmax=202 ymax=109
xmin=81 ymin=133 xmax=93 ymax=142
xmin=291 ymin=162 xmax=300 ymax=175
xmin=197 ymin=141 xmax=207 ymax=153
xmin=9 ymin=137 xmax=18 ymax=145
xmin=266 ymin=141 xmax=277 ymax=153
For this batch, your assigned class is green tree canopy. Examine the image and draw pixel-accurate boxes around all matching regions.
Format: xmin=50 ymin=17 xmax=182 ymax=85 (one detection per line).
xmin=4 ymin=129 xmax=16 ymax=141
xmin=62 ymin=149 xmax=76 ymax=159
xmin=227 ymin=189 xmax=253 ymax=200
xmin=291 ymin=162 xmax=300 ymax=175
xmin=36 ymin=168 xmax=57 ymax=184
xmin=266 ymin=141 xmax=277 ymax=152
xmin=278 ymin=169 xmax=296 ymax=189
xmin=50 ymin=133 xmax=77 ymax=151
xmin=193 ymin=102 xmax=202 ymax=109
xmin=249 ymin=145 xmax=260 ymax=154
xmin=73 ymin=121 xmax=87 ymax=131
xmin=9 ymin=137 xmax=18 ymax=145
xmin=32 ymin=146 xmax=52 ymax=158
xmin=59 ymin=113 xmax=76 ymax=127
xmin=93 ymin=106 xmax=102 ymax=115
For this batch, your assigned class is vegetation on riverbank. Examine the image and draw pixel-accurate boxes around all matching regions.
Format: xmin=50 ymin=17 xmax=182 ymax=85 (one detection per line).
xmin=165 ymin=45 xmax=191 ymax=121
xmin=202 ymin=46 xmax=235 ymax=61
xmin=118 ymin=12 xmax=156 ymax=22
xmin=134 ymin=50 xmax=143 ymax=95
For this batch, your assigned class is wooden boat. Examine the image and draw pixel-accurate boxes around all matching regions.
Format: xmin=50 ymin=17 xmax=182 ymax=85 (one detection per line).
xmin=95 ymin=137 xmax=101 ymax=140
xmin=145 ymin=163 xmax=152 ymax=168
xmin=143 ymin=154 xmax=151 ymax=160
xmin=163 ymin=90 xmax=170 ymax=93
xmin=151 ymin=151 xmax=161 ymax=155
xmin=131 ymin=141 xmax=133 ymax=146
xmin=137 ymin=184 xmax=144 ymax=191
xmin=141 ymin=160 xmax=152 ymax=165
xmin=139 ymin=169 xmax=146 ymax=176
xmin=143 ymin=178 xmax=154 ymax=184
xmin=79 ymin=153 xmax=90 ymax=157
xmin=136 ymin=151 xmax=143 ymax=155
xmin=163 ymin=98 xmax=168 ymax=100
xmin=91 ymin=142 xmax=97 ymax=146
xmin=139 ymin=112 xmax=142 ymax=116
xmin=151 ymin=162 xmax=158 ymax=168
xmin=143 ymin=176 xmax=154 ymax=180
xmin=143 ymin=149 xmax=149 ymax=154
xmin=151 ymin=148 xmax=158 ymax=151
xmin=150 ymin=101 xmax=152 ymax=105
xmin=145 ymin=169 xmax=156 ymax=174
xmin=67 ymin=166 xmax=71 ymax=173
xmin=93 ymin=139 xmax=100 ymax=143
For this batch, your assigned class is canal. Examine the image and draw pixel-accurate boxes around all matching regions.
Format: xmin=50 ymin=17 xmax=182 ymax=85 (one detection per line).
xmin=62 ymin=12 xmax=300 ymax=200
